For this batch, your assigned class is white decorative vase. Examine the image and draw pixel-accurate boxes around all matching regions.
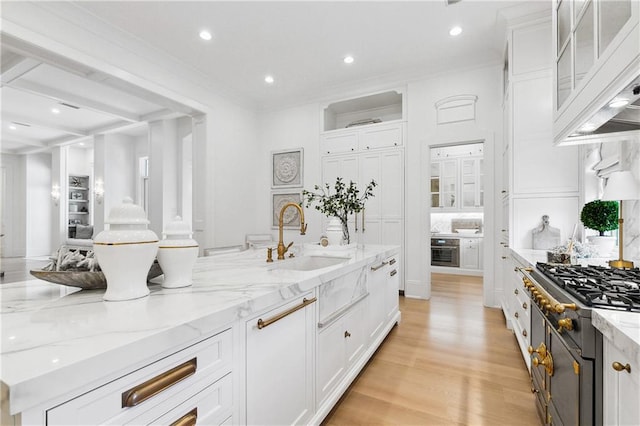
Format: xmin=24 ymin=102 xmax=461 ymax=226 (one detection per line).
xmin=587 ymin=235 xmax=616 ymax=257
xmin=326 ymin=217 xmax=344 ymax=246
xmin=94 ymin=197 xmax=159 ymax=301
xmin=157 ymin=216 xmax=199 ymax=289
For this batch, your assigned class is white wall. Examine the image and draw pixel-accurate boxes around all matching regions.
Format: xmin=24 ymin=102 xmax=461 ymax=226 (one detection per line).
xmin=25 ymin=153 xmax=52 ymax=257
xmin=1 ymin=154 xmax=26 ymax=257
xmin=407 ymin=65 xmax=502 ymax=302
xmin=256 ymin=104 xmax=322 ymax=247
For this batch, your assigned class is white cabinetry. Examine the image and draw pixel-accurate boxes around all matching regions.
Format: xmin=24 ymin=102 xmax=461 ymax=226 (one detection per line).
xmin=602 ymin=335 xmax=640 ymax=425
xmin=68 ymin=174 xmax=91 ymax=238
xmin=553 ymin=0 xmax=640 ymax=143
xmin=430 ymin=144 xmax=483 ymax=211
xmin=245 ymin=293 xmax=316 ymax=426
xmin=47 ymin=329 xmax=233 ymax=425
xmin=460 ymin=238 xmax=482 ymax=270
xmin=320 ymin=121 xmax=404 ymax=154
xmin=503 ymin=255 xmax=531 ymax=370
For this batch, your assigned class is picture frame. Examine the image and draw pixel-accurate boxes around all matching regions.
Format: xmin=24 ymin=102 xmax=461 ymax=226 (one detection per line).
xmin=272 ymin=148 xmax=303 ymax=189
xmin=272 ymin=192 xmax=302 ymax=229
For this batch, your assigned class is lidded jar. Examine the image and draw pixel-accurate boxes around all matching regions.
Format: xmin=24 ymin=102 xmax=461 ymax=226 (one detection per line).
xmin=93 ymin=197 xmax=159 ymax=301
xmin=157 ymin=216 xmax=199 ymax=288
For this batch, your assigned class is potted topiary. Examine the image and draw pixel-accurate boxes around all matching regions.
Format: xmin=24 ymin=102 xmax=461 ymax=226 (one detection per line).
xmin=580 ymin=199 xmax=618 ymax=255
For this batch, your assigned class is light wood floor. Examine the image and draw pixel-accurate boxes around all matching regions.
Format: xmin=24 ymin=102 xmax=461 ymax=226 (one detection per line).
xmin=322 ymin=273 xmax=540 ymax=426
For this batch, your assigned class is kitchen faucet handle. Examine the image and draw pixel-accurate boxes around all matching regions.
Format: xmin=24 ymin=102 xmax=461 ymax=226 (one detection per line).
xmin=301 ymin=223 xmax=308 ymax=235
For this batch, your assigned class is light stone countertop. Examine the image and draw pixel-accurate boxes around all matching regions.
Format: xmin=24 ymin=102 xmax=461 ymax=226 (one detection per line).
xmin=0 ymin=244 xmax=398 ymax=415
xmin=592 ymin=309 xmax=640 ymax=369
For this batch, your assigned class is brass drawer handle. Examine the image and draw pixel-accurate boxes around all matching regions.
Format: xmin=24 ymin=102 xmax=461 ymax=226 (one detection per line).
xmin=522 ymin=302 xmax=528 ymax=310
xmin=257 ymin=297 xmax=317 ymax=329
xmin=514 ymin=289 xmax=519 ymax=295
xmin=122 ymin=358 xmax=197 ymax=408
xmin=171 ymin=408 xmax=198 ymax=426
xmin=371 ymin=261 xmax=389 ymax=271
xmin=389 ymin=258 xmax=396 ymax=266
xmin=515 ymin=312 xmax=519 ymax=318
xmin=390 ymin=269 xmax=397 ymax=277
xmin=344 ymin=330 xmax=351 ymax=338
xmin=522 ymin=329 xmax=527 ymax=337
xmin=612 ymin=362 xmax=631 ymax=373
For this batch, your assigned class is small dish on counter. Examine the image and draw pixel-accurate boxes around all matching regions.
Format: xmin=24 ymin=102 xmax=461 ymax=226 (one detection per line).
xmin=29 ymin=262 xmax=163 ymax=290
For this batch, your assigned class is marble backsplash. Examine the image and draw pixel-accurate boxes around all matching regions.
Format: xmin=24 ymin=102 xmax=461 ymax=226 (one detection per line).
xmin=431 ymin=212 xmax=483 ymax=234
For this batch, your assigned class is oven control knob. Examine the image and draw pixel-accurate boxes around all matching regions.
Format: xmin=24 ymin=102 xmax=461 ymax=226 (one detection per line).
xmin=529 ymin=343 xmax=548 ymax=358
xmin=557 ymin=318 xmax=573 ymax=333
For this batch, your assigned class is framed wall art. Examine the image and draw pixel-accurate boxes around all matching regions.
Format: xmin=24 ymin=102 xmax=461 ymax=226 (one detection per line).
xmin=272 ymin=192 xmax=302 ymax=229
xmin=272 ymin=148 xmax=303 ymax=189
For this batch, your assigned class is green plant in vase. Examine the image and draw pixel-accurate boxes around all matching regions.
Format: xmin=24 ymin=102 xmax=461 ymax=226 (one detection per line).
xmin=580 ymin=199 xmax=618 ymax=255
xmin=303 ymin=177 xmax=377 ymax=245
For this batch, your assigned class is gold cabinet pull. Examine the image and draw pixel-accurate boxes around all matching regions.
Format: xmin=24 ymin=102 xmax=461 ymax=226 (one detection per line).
xmin=557 ymin=318 xmax=573 ymax=333
xmin=612 ymin=362 xmax=631 ymax=373
xmin=522 ymin=302 xmax=528 ymax=310
xmin=354 ymin=212 xmax=358 ymax=232
xmin=344 ymin=330 xmax=351 ymax=338
xmin=257 ymin=297 xmax=317 ymax=329
xmin=362 ymin=208 xmax=365 ymax=233
xmin=514 ymin=288 xmax=519 ymax=295
xmin=390 ymin=269 xmax=397 ymax=277
xmin=389 ymin=258 xmax=396 ymax=266
xmin=122 ymin=358 xmax=197 ymax=408
xmin=370 ymin=261 xmax=389 ymax=271
xmin=171 ymin=408 xmax=198 ymax=426
xmin=514 ymin=312 xmax=519 ymax=318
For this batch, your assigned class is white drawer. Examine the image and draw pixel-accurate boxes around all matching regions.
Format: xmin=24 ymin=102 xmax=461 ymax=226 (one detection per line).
xmin=148 ymin=373 xmax=232 ymax=426
xmin=47 ymin=329 xmax=232 ymax=425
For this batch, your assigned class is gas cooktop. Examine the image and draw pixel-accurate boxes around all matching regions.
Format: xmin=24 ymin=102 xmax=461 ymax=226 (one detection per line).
xmin=536 ymin=263 xmax=640 ymax=312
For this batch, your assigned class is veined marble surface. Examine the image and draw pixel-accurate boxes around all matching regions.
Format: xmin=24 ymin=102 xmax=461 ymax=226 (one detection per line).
xmin=592 ymin=309 xmax=640 ymax=368
xmin=1 ymin=244 xmax=398 ymax=415
xmin=510 ymin=248 xmax=611 ymax=268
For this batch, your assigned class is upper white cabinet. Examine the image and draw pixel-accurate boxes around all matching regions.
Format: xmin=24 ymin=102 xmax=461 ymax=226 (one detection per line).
xmin=320 ymin=90 xmax=406 ymax=154
xmin=430 ymin=143 xmax=483 ymax=211
xmin=553 ymin=0 xmax=640 ymax=144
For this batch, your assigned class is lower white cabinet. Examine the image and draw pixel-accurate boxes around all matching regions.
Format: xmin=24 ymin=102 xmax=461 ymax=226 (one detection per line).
xmin=317 ymin=298 xmax=367 ymax=406
xmin=460 ymin=238 xmax=482 ymax=270
xmin=602 ymin=336 xmax=640 ymax=425
xmin=386 ymin=256 xmax=400 ymax=320
xmin=502 ymin=254 xmax=531 ymax=371
xmin=47 ymin=329 xmax=232 ymax=425
xmin=245 ymin=292 xmax=316 ymax=426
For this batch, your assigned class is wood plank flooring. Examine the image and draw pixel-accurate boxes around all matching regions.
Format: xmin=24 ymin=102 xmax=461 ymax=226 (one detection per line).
xmin=322 ymin=273 xmax=540 ymax=425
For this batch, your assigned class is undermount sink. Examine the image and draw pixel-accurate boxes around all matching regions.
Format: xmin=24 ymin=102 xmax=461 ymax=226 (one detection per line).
xmin=270 ymin=255 xmax=350 ymax=271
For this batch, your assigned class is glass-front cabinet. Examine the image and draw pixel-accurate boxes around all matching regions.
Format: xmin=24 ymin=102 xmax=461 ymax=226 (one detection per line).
xmin=68 ymin=175 xmax=90 ymax=238
xmin=553 ymin=0 xmax=639 ymax=143
xmin=430 ymin=143 xmax=483 ymax=211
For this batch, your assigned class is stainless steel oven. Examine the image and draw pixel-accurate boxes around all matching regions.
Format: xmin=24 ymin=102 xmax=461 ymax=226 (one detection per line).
xmin=430 ymin=238 xmax=459 ymax=267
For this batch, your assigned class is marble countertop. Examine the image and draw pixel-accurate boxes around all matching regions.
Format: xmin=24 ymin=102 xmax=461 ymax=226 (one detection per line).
xmin=1 ymin=244 xmax=398 ymax=415
xmin=592 ymin=310 xmax=640 ymax=368
xmin=431 ymin=233 xmax=484 ymax=238
xmin=510 ymin=248 xmax=611 ymax=268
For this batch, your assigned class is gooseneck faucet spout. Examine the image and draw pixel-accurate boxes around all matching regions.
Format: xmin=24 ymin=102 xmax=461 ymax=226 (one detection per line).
xmin=277 ymin=202 xmax=307 ymax=260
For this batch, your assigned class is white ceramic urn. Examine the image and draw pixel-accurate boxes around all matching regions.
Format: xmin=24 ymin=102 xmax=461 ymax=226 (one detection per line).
xmin=93 ymin=197 xmax=159 ymax=301
xmin=157 ymin=216 xmax=199 ymax=288
xmin=326 ymin=217 xmax=343 ymax=246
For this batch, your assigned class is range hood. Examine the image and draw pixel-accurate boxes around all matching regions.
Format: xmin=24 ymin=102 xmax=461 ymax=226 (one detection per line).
xmin=567 ymin=74 xmax=640 ymax=139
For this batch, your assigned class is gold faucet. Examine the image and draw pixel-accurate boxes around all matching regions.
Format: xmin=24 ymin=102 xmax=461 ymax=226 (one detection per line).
xmin=277 ymin=202 xmax=307 ymax=260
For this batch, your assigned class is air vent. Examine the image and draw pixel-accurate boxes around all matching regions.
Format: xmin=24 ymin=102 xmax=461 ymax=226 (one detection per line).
xmin=11 ymin=121 xmax=31 ymax=127
xmin=59 ymin=102 xmax=80 ymax=110
xmin=445 ymin=0 xmax=462 ymax=5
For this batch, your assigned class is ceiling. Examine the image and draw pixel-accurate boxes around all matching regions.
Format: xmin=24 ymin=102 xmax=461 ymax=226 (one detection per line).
xmin=1 ymin=1 xmax=548 ymax=156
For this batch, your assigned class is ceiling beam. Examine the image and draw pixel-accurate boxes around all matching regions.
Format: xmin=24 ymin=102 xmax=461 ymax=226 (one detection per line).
xmin=8 ymin=80 xmax=142 ymax=123
xmin=3 ymin=113 xmax=89 ymax=137
xmin=1 ymin=55 xmax=42 ymax=85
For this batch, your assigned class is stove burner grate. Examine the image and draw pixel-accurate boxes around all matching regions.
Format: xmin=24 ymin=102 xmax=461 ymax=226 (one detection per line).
xmin=536 ymin=263 xmax=640 ymax=312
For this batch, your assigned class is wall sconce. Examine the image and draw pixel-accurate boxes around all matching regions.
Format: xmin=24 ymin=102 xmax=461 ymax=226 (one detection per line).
xmin=94 ymin=180 xmax=104 ymax=204
xmin=51 ymin=184 xmax=60 ymax=206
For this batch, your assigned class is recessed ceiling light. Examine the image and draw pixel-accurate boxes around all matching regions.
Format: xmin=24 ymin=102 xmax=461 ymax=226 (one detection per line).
xmin=608 ymin=99 xmax=630 ymax=108
xmin=449 ymin=26 xmax=463 ymax=36
xmin=199 ymin=30 xmax=212 ymax=41
xmin=344 ymin=55 xmax=355 ymax=64
xmin=264 ymin=75 xmax=275 ymax=84
xmin=51 ymin=107 xmax=60 ymax=114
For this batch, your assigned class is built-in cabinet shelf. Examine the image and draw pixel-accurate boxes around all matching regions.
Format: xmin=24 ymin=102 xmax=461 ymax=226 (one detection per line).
xmin=68 ymin=175 xmax=90 ymax=238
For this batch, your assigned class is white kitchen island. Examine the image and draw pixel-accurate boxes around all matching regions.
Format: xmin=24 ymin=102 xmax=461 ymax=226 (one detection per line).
xmin=1 ymin=244 xmax=401 ymax=425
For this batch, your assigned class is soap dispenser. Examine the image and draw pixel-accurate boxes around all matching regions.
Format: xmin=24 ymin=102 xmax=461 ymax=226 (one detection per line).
xmin=93 ymin=197 xmax=159 ymax=301
xmin=157 ymin=216 xmax=199 ymax=288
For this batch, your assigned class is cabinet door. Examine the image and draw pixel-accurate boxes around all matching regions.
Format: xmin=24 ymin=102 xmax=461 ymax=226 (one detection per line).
xmin=461 ymin=158 xmax=479 ymax=209
xmin=317 ymin=317 xmax=347 ymax=406
xmin=320 ymin=132 xmax=358 ymax=154
xmin=359 ymin=123 xmax=403 ymax=150
xmin=460 ymin=238 xmax=480 ymax=269
xmin=386 ymin=255 xmax=400 ymax=317
xmin=440 ymin=160 xmax=458 ymax=209
xmin=367 ymin=259 xmax=387 ymax=342
xmin=603 ymin=338 xmax=640 ymax=425
xmin=380 ymin=151 xmax=403 ymax=218
xmin=246 ymin=294 xmax=316 ymax=426
xmin=360 ymin=153 xmax=381 ymax=218
xmin=344 ymin=301 xmax=367 ymax=367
